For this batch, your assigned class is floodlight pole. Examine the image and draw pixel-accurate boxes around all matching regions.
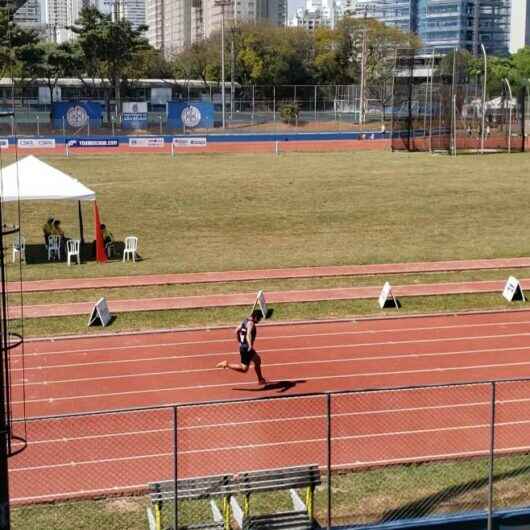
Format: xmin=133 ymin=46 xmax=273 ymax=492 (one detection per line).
xmin=503 ymin=78 xmax=513 ymax=153
xmin=481 ymin=43 xmax=487 ymax=154
xmin=215 ymin=0 xmax=231 ymax=129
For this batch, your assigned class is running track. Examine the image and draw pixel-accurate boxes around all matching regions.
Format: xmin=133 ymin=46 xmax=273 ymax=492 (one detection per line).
xmin=8 ymin=309 xmax=530 ymax=503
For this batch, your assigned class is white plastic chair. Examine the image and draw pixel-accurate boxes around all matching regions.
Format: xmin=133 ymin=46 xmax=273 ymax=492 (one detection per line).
xmin=66 ymin=239 xmax=80 ymax=266
xmin=48 ymin=235 xmax=61 ymax=261
xmin=123 ymin=236 xmax=138 ymax=263
xmin=12 ymin=235 xmax=25 ymax=263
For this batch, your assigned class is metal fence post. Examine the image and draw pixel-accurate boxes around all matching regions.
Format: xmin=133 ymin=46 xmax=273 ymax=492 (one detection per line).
xmin=487 ymin=381 xmax=496 ymax=530
xmin=251 ymin=85 xmax=255 ymax=125
xmin=173 ymin=405 xmax=179 ymax=530
xmin=326 ymin=392 xmax=331 ymax=530
xmin=314 ymin=85 xmax=317 ymax=121
xmin=273 ymin=86 xmax=276 ymax=123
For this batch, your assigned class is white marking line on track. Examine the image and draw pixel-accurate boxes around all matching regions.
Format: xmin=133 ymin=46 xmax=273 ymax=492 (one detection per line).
xmin=11 ymin=444 xmax=530 ymax=503
xmin=12 ymin=358 xmax=530 ymax=406
xmin=9 ymin=399 xmax=494 ymax=448
xmin=11 ymin=419 xmax=530 ymax=474
xmin=11 ymin=342 xmax=530 ymax=388
xmin=12 ymin=333 xmax=530 ymax=377
xmin=11 ymin=483 xmax=147 ymax=503
xmin=337 ymin=444 xmax=530 ymax=469
xmin=16 ymin=317 xmax=530 ymax=359
xmin=10 ymin=451 xmax=172 ymax=473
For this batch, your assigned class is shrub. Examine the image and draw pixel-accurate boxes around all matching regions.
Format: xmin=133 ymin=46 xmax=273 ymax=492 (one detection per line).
xmin=279 ymin=103 xmax=299 ymax=124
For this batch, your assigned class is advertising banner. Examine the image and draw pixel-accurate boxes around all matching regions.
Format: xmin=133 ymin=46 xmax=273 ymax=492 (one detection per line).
xmin=18 ymin=138 xmax=55 ymax=149
xmin=172 ymin=137 xmax=207 ymax=147
xmin=122 ymin=102 xmax=148 ymax=130
xmin=67 ymin=138 xmax=119 ymax=148
xmin=129 ymin=137 xmax=165 ymax=147
xmin=0 ymin=139 xmax=8 ymax=149
xmin=167 ymin=101 xmax=214 ymax=130
xmin=52 ymin=101 xmax=103 ymax=129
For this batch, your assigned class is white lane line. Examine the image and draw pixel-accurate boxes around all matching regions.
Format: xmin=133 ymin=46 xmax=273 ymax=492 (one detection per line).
xmin=12 ymin=335 xmax=530 ymax=376
xmin=9 ymin=400 xmax=491 ymax=446
xmin=336 ymin=444 xmax=530 ymax=469
xmin=10 ymin=451 xmax=172 ymax=473
xmin=17 ymin=317 xmax=530 ymax=359
xmin=12 ymin=343 xmax=530 ymax=387
xmin=10 ymin=483 xmax=148 ymax=503
xmin=11 ymin=358 xmax=530 ymax=406
xmin=12 ymin=418 xmax=530 ymax=473
xmin=6 ymin=398 xmax=500 ymax=447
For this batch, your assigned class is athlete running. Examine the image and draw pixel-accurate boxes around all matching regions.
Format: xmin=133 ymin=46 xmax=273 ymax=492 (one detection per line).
xmin=216 ymin=312 xmax=267 ymax=385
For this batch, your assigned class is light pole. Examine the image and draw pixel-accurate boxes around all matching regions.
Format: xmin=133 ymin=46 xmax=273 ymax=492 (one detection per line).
xmin=503 ymin=78 xmax=513 ymax=153
xmin=215 ymin=0 xmax=231 ymax=129
xmin=351 ymin=29 xmax=368 ymax=126
xmin=480 ymin=43 xmax=487 ymax=154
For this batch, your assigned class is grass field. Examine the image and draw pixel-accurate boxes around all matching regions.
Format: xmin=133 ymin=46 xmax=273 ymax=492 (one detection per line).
xmin=2 ymin=149 xmax=530 ymax=335
xmin=4 ymin=150 xmax=530 ymax=526
xmin=2 ymin=150 xmax=530 ymax=281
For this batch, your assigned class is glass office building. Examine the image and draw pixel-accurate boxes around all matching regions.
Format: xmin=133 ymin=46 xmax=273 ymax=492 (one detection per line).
xmin=371 ymin=0 xmax=511 ymax=56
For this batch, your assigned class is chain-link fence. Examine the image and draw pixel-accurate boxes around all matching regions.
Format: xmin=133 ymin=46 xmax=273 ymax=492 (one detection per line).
xmin=0 ymin=84 xmax=392 ymax=137
xmin=391 ymin=48 xmax=528 ymax=155
xmin=7 ymin=378 xmax=530 ymax=529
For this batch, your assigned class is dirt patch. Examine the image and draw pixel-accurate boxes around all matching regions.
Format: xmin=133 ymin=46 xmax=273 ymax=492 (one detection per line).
xmin=104 ymin=498 xmax=143 ymax=513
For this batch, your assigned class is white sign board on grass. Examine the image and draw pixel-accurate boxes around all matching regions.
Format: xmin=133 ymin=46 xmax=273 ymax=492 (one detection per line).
xmin=502 ymin=276 xmax=525 ymax=302
xmin=251 ymin=290 xmax=268 ymax=319
xmin=88 ymin=297 xmax=112 ymax=327
xmin=378 ymin=282 xmax=398 ymax=309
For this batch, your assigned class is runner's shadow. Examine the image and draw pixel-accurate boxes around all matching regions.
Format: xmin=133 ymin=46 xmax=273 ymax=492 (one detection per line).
xmin=232 ymin=380 xmax=306 ymax=393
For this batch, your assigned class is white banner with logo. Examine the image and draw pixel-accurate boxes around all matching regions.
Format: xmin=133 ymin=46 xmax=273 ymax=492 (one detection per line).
xmin=18 ymin=138 xmax=56 ymax=149
xmin=172 ymin=137 xmax=207 ymax=147
xmin=129 ymin=137 xmax=165 ymax=148
xmin=122 ymin=102 xmax=148 ymax=129
xmin=0 ymin=139 xmax=8 ymax=149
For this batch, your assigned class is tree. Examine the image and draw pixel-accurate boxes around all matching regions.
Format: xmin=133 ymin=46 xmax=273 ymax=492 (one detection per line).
xmin=70 ymin=7 xmax=149 ymax=121
xmin=31 ymin=42 xmax=78 ymax=107
xmin=0 ymin=8 xmax=40 ymax=99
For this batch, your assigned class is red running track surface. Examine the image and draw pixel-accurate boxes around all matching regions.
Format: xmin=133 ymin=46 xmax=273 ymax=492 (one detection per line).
xmin=8 ymin=309 xmax=530 ymax=503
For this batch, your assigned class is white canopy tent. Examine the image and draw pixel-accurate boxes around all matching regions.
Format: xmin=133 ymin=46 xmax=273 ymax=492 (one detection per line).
xmin=0 ymin=155 xmax=95 ymax=202
xmin=0 ymin=155 xmax=101 ymax=259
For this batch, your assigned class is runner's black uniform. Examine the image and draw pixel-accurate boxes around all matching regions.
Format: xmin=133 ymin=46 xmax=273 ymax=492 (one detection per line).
xmin=237 ymin=318 xmax=256 ymax=365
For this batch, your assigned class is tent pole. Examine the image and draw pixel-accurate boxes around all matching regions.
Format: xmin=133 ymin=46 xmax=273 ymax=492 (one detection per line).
xmin=78 ymin=201 xmax=85 ymax=248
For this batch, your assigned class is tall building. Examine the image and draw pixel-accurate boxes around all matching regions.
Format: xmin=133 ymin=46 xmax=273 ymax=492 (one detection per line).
xmin=44 ymin=0 xmax=70 ymax=42
xmin=115 ymin=0 xmax=146 ymax=29
xmin=147 ymin=0 xmax=286 ymax=55
xmin=350 ymin=0 xmax=511 ymax=56
xmin=13 ymin=0 xmax=42 ymax=26
xmin=510 ymin=0 xmax=529 ymax=52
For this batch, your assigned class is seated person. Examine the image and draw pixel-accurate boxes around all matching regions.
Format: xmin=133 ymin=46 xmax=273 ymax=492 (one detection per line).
xmin=42 ymin=217 xmax=54 ymax=246
xmin=51 ymin=219 xmax=65 ymax=238
xmin=101 ymin=224 xmax=113 ymax=257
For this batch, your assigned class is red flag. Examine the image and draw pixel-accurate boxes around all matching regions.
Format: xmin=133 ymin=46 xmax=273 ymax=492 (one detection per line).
xmin=93 ymin=201 xmax=107 ymax=263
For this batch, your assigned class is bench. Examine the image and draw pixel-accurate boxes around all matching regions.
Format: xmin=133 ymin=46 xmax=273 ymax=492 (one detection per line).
xmin=230 ymin=465 xmax=321 ymax=530
xmin=147 ymin=474 xmax=238 ymax=530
